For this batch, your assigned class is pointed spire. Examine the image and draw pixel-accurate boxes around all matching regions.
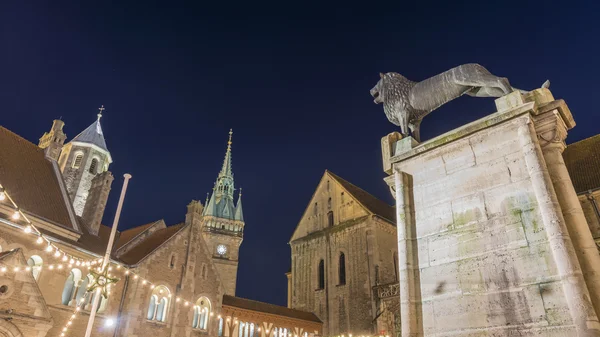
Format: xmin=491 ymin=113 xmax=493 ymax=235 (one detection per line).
xmin=219 ymin=129 xmax=233 ymax=178
xmin=204 ymin=188 xmax=217 ymax=216
xmin=235 ymin=188 xmax=244 ymax=221
xmin=71 ymin=105 xmax=109 ymax=152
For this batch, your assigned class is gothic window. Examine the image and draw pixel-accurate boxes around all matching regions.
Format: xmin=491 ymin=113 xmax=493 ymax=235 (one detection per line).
xmin=318 ymin=260 xmax=325 ymax=289
xmin=393 ymin=252 xmax=399 ymax=281
xmin=218 ymin=317 xmax=224 ymax=336
xmin=250 ymin=323 xmax=255 ymax=337
xmin=327 ymin=197 xmax=332 ymax=209
xmin=314 ymin=203 xmax=318 ymax=216
xmin=89 ymin=158 xmax=98 ymax=174
xmin=147 ymin=285 xmax=170 ymax=322
xmin=327 ymin=180 xmax=330 ymax=191
xmin=327 ymin=211 xmax=334 ymax=227
xmin=27 ymin=255 xmax=43 ymax=281
xmin=202 ymin=264 xmax=208 ymax=280
xmin=192 ymin=297 xmax=211 ymax=330
xmin=61 ymin=268 xmax=82 ymax=305
xmin=338 ymin=253 xmax=346 ymax=285
xmin=341 ymin=192 xmax=344 ymax=204
xmin=73 ymin=154 xmax=83 ymax=169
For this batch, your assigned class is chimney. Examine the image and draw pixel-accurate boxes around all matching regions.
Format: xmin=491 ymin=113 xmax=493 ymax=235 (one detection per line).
xmin=39 ymin=120 xmax=67 ymax=161
xmin=81 ymin=171 xmax=114 ymax=235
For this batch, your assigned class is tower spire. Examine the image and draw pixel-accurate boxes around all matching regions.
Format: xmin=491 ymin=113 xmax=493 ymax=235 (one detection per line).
xmin=219 ymin=129 xmax=233 ymax=178
xmin=97 ymin=105 xmax=105 ymax=120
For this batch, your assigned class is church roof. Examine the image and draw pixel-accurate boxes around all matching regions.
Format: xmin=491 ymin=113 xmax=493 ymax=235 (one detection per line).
xmin=327 ymin=171 xmax=396 ymax=223
xmin=222 ymin=295 xmax=322 ymax=323
xmin=114 ymin=220 xmax=163 ymax=250
xmin=564 ymin=134 xmax=600 ymax=193
xmin=119 ymin=223 xmax=186 ymax=265
xmin=0 ymin=126 xmax=79 ymax=231
xmin=70 ymin=113 xmax=108 ymax=152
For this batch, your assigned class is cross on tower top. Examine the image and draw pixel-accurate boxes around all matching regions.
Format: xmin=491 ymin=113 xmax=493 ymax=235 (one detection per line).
xmin=97 ymin=105 xmax=105 ymax=119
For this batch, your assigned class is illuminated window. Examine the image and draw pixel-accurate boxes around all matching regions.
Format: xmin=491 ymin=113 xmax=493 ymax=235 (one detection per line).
xmin=192 ymin=297 xmax=211 ymax=330
xmin=62 ymin=268 xmax=82 ymax=305
xmin=147 ymin=285 xmax=170 ymax=322
xmin=218 ymin=317 xmax=223 ymax=336
xmin=27 ymin=255 xmax=43 ymax=281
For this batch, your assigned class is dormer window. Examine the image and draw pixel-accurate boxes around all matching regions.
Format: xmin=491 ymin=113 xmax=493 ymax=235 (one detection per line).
xmin=73 ymin=154 xmax=83 ymax=169
xmin=89 ymin=158 xmax=98 ymax=174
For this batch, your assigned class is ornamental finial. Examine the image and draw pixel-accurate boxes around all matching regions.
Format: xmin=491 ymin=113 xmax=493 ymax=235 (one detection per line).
xmin=97 ymin=105 xmax=105 ymax=120
xmin=227 ymin=129 xmax=233 ymax=151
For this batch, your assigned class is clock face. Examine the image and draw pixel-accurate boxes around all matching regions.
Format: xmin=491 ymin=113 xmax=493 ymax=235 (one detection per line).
xmin=217 ymin=244 xmax=227 ymax=256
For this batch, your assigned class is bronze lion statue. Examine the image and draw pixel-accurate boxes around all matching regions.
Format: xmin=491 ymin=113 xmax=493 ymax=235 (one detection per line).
xmin=370 ymin=63 xmax=549 ymax=142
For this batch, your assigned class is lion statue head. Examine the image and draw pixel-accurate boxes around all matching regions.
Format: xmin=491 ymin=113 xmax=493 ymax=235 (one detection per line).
xmin=370 ymin=72 xmax=418 ymax=133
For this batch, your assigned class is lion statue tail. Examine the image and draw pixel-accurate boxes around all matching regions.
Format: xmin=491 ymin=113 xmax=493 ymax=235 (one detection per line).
xmin=541 ymin=80 xmax=550 ymax=89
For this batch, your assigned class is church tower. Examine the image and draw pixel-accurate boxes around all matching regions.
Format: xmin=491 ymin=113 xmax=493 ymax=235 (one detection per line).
xmin=38 ymin=119 xmax=67 ymax=161
xmin=57 ymin=106 xmax=113 ymax=217
xmin=201 ymin=129 xmax=244 ymax=296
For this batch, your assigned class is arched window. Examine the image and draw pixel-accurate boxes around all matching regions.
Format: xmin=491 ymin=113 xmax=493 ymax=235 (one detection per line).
xmin=341 ymin=192 xmax=344 ymax=204
xmin=218 ymin=317 xmax=224 ymax=336
xmin=327 ymin=211 xmax=334 ymax=227
xmin=313 ymin=203 xmax=318 ymax=216
xmin=239 ymin=323 xmax=245 ymax=337
xmin=62 ymin=268 xmax=82 ymax=305
xmin=327 ymin=180 xmax=330 ymax=191
xmin=169 ymin=254 xmax=176 ymax=269
xmin=27 ymin=255 xmax=43 ymax=281
xmin=73 ymin=154 xmax=84 ymax=169
xmin=393 ymin=252 xmax=398 ymax=281
xmin=147 ymin=285 xmax=170 ymax=322
xmin=318 ymin=260 xmax=325 ymax=289
xmin=192 ymin=296 xmax=211 ymax=330
xmin=250 ymin=323 xmax=255 ymax=337
xmin=338 ymin=253 xmax=346 ymax=285
xmin=327 ymin=197 xmax=332 ymax=209
xmin=89 ymin=158 xmax=98 ymax=174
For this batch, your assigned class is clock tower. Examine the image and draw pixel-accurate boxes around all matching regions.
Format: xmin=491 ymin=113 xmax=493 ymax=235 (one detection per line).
xmin=201 ymin=130 xmax=244 ymax=296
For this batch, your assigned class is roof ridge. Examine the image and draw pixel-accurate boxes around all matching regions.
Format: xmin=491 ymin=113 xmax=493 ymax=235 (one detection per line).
xmin=0 ymin=126 xmax=44 ymax=153
xmin=567 ymin=133 xmax=600 ymax=147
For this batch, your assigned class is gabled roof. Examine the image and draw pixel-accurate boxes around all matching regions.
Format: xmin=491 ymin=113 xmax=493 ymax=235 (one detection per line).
xmin=327 ymin=171 xmax=395 ymax=223
xmin=222 ymin=295 xmax=322 ymax=323
xmin=70 ymin=115 xmax=108 ymax=152
xmin=115 ymin=220 xmax=163 ymax=250
xmin=564 ymin=134 xmax=600 ymax=193
xmin=0 ymin=126 xmax=79 ymax=231
xmin=119 ymin=223 xmax=186 ymax=265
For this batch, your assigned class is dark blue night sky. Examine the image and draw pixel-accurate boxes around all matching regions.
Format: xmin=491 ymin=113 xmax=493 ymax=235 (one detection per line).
xmin=2 ymin=1 xmax=599 ymax=306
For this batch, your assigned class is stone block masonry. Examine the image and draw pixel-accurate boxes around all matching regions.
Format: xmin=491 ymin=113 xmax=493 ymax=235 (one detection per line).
xmin=384 ymin=89 xmax=600 ymax=336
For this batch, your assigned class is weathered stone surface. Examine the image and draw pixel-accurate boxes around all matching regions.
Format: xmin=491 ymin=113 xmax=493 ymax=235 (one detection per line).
xmin=385 ymin=90 xmax=600 ymax=336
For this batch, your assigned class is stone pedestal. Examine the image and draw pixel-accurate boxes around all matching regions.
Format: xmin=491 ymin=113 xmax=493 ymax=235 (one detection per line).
xmin=383 ymin=89 xmax=600 ymax=336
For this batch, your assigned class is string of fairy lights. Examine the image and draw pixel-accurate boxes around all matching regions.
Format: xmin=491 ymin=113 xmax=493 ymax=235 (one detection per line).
xmin=0 ymin=182 xmax=222 ymax=335
xmin=0 ymin=182 xmax=328 ymax=337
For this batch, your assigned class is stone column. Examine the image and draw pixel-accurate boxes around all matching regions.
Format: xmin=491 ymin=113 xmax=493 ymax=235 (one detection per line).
xmin=393 ymin=170 xmax=423 ymax=337
xmin=532 ymin=104 xmax=600 ymax=318
xmin=518 ymin=119 xmax=600 ymax=336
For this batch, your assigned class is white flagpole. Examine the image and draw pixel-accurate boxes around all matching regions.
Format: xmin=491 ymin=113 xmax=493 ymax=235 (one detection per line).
xmin=84 ymin=173 xmax=132 ymax=337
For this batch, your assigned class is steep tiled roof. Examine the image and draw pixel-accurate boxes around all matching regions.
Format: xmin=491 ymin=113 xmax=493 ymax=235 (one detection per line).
xmin=119 ymin=223 xmax=186 ymax=265
xmin=115 ymin=220 xmax=161 ymax=250
xmin=222 ymin=295 xmax=321 ymax=323
xmin=327 ymin=171 xmax=396 ymax=223
xmin=0 ymin=126 xmax=78 ymax=231
xmin=564 ymin=134 xmax=600 ymax=194
xmin=71 ymin=116 xmax=108 ymax=152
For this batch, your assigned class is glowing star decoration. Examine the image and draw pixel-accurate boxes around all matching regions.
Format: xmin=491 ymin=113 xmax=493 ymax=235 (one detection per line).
xmin=88 ymin=268 xmax=119 ymax=299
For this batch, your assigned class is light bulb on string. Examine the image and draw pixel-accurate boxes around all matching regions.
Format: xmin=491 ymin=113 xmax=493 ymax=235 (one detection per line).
xmin=24 ymin=225 xmax=32 ymax=233
xmin=54 ymin=250 xmax=61 ymax=257
xmin=36 ymin=237 xmax=43 ymax=244
xmin=12 ymin=209 xmax=20 ymax=220
xmin=0 ymin=188 xmax=5 ymax=201
xmin=62 ymin=255 xmax=68 ymax=262
xmin=46 ymin=244 xmax=53 ymax=253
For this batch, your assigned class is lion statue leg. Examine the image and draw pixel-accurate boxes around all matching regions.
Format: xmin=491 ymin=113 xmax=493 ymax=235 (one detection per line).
xmin=409 ymin=120 xmax=422 ymax=143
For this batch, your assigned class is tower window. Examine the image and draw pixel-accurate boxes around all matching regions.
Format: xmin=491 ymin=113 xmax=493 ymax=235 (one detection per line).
xmin=89 ymin=158 xmax=98 ymax=174
xmin=327 ymin=211 xmax=334 ymax=227
xmin=318 ymin=259 xmax=325 ymax=289
xmin=73 ymin=154 xmax=83 ymax=169
xmin=339 ymin=253 xmax=346 ymax=285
